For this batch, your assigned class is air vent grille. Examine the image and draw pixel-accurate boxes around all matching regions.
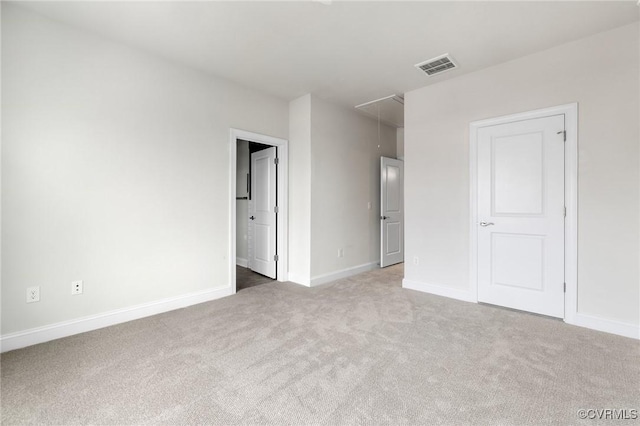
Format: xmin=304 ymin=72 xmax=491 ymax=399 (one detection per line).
xmin=415 ymin=54 xmax=457 ymax=76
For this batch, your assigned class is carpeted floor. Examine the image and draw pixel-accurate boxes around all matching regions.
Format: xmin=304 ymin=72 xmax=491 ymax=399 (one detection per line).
xmin=1 ymin=264 xmax=639 ymax=425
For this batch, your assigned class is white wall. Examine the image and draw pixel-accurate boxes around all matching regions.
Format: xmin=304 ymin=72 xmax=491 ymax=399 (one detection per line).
xmin=288 ymin=95 xmax=312 ymax=285
xmin=310 ymin=96 xmax=396 ymax=279
xmin=396 ymin=128 xmax=404 ymax=161
xmin=404 ymin=23 xmax=639 ymax=327
xmin=2 ymin=4 xmax=288 ymax=335
xmin=235 ymin=140 xmax=250 ymax=264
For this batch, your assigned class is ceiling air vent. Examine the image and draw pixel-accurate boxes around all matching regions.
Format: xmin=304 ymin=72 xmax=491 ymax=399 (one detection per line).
xmin=415 ymin=54 xmax=457 ymax=77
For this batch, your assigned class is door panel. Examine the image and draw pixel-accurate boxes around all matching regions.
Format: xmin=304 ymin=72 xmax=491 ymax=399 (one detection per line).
xmin=381 ymin=157 xmax=404 ymax=268
xmin=492 ymin=133 xmax=544 ymax=215
xmin=477 ymin=115 xmax=564 ymax=318
xmin=254 ymin=157 xmax=270 ymax=211
xmin=385 ymin=165 xmax=401 ymax=211
xmin=386 ymin=222 xmax=401 ymax=254
xmin=492 ymin=233 xmax=544 ymax=291
xmin=254 ymin=224 xmax=270 ymax=261
xmin=248 ymin=147 xmax=277 ymax=279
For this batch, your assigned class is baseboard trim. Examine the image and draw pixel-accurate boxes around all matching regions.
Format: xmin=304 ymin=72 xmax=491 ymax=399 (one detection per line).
xmin=403 ymin=279 xmax=638 ymax=339
xmin=287 ymin=272 xmax=311 ymax=287
xmin=402 ymin=278 xmax=476 ymax=303
xmin=566 ymin=313 xmax=639 ymax=340
xmin=311 ymin=262 xmax=378 ymax=287
xmin=0 ymin=286 xmax=233 ymax=353
xmin=236 ymin=257 xmax=248 ymax=268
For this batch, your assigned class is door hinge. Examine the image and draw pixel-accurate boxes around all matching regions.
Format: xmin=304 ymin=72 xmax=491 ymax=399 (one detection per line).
xmin=274 ymin=158 xmax=279 ymax=165
xmin=563 ymin=282 xmax=566 ymax=293
xmin=557 ymin=130 xmax=566 ymax=142
xmin=564 ymin=206 xmax=567 ymax=217
xmin=274 ymin=254 xmax=279 ymax=262
xmin=274 ymin=206 xmax=279 ymax=213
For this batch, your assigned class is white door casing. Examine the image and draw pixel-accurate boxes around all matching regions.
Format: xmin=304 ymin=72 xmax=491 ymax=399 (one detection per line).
xmin=248 ymin=147 xmax=277 ymax=279
xmin=381 ymin=157 xmax=404 ymax=268
xmin=476 ymin=114 xmax=565 ymax=318
xmin=229 ymin=129 xmax=288 ymax=294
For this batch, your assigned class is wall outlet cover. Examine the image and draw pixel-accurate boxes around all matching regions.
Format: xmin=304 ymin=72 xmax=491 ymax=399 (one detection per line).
xmin=27 ymin=286 xmax=40 ymax=303
xmin=72 ymin=280 xmax=83 ymax=295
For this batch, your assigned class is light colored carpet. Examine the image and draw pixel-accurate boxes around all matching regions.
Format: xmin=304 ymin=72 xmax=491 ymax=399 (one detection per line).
xmin=1 ymin=264 xmax=638 ymax=425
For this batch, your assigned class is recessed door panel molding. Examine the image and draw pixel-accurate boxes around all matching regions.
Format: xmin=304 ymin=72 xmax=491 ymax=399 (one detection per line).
xmin=385 ymin=165 xmax=401 ymax=212
xmin=491 ymin=233 xmax=545 ymax=292
xmin=254 ymin=157 xmax=270 ymax=212
xmin=386 ymin=222 xmax=402 ymax=255
xmin=492 ymin=132 xmax=545 ymax=216
xmin=254 ymin=224 xmax=270 ymax=262
xmin=381 ymin=157 xmax=404 ymax=268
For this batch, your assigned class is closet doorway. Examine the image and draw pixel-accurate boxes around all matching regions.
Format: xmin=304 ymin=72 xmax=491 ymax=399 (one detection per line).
xmin=236 ymin=141 xmax=275 ymax=290
xmin=229 ymin=129 xmax=288 ymax=293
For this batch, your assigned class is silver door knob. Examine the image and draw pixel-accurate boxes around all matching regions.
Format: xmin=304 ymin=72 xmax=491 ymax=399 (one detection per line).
xmin=479 ymin=221 xmax=494 ymax=227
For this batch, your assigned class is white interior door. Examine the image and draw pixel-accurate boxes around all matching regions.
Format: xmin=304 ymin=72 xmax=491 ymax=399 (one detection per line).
xmin=477 ymin=114 xmax=565 ymax=318
xmin=381 ymin=157 xmax=404 ymax=267
xmin=248 ymin=147 xmax=277 ymax=279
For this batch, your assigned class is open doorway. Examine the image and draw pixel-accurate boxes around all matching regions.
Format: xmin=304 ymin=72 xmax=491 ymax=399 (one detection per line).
xmin=380 ymin=156 xmax=404 ymax=268
xmin=229 ymin=129 xmax=288 ymax=294
xmin=236 ymin=140 xmax=276 ymax=290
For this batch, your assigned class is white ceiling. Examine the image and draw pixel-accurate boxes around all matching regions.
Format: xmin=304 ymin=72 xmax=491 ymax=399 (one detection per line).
xmin=15 ymin=1 xmax=640 ymax=110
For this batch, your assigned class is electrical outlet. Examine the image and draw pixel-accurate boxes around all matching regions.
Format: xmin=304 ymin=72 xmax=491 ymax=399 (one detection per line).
xmin=71 ymin=280 xmax=83 ymax=295
xmin=26 ymin=286 xmax=40 ymax=303
xmin=413 ymin=256 xmax=419 ymax=265
xmin=338 ymin=248 xmax=344 ymax=258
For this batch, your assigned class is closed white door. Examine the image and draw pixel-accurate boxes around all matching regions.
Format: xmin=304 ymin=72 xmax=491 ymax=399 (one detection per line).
xmin=477 ymin=114 xmax=565 ymax=318
xmin=248 ymin=147 xmax=277 ymax=279
xmin=381 ymin=157 xmax=404 ymax=267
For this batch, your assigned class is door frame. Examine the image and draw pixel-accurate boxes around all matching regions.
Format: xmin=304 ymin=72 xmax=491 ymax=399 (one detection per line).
xmin=229 ymin=129 xmax=288 ymax=293
xmin=469 ymin=103 xmax=578 ymax=322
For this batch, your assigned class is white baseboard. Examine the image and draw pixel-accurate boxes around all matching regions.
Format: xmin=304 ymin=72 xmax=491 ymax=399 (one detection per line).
xmin=287 ymin=272 xmax=311 ymax=287
xmin=311 ymin=262 xmax=378 ymax=287
xmin=236 ymin=257 xmax=248 ymax=268
xmin=403 ymin=279 xmax=639 ymax=340
xmin=566 ymin=313 xmax=639 ymax=340
xmin=0 ymin=286 xmax=233 ymax=353
xmin=402 ymin=278 xmax=476 ymax=303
